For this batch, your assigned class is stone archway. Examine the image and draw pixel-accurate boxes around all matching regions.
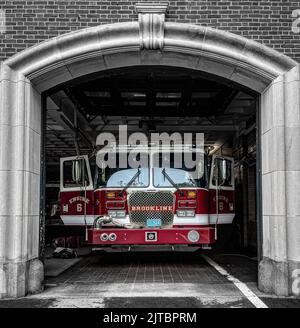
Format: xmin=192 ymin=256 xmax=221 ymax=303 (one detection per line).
xmin=0 ymin=4 xmax=299 ymax=298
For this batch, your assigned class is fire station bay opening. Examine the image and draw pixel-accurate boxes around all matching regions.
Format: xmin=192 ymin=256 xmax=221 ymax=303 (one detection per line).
xmin=43 ymin=66 xmax=259 ymax=272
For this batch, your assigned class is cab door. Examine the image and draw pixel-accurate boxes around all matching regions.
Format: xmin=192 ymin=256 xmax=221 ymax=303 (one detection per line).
xmin=59 ymin=155 xmax=95 ymax=225
xmin=208 ymin=155 xmax=235 ymax=225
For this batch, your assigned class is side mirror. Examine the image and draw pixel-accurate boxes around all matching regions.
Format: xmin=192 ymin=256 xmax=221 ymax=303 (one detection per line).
xmin=197 ymin=161 xmax=204 ymax=179
xmin=101 ymin=162 xmax=106 ymax=183
xmin=220 ymin=159 xmax=227 ymax=181
xmin=72 ymin=160 xmax=83 ymax=183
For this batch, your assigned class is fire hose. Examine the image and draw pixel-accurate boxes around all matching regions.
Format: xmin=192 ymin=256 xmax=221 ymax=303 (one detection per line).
xmin=93 ymin=216 xmax=143 ymax=229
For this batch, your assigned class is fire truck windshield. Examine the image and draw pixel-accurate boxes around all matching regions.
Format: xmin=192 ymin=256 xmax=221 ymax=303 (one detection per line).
xmin=154 ymin=168 xmax=197 ymax=188
xmin=95 ymin=150 xmax=208 ymax=189
xmin=106 ymin=168 xmax=149 ymax=188
xmin=152 ymin=151 xmax=208 ymax=188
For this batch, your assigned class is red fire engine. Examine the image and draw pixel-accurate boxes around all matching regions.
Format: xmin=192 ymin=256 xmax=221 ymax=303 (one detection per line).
xmin=59 ymin=145 xmax=235 ymax=249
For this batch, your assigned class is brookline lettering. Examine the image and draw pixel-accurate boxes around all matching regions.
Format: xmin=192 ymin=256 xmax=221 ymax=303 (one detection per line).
xmin=130 ymin=205 xmax=173 ymax=212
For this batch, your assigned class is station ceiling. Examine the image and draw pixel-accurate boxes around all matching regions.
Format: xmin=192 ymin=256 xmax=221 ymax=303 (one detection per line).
xmin=45 ymin=66 xmax=257 ymax=171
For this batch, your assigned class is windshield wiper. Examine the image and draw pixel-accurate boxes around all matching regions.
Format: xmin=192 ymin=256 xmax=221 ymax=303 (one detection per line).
xmin=161 ymin=168 xmax=184 ymax=195
xmin=121 ymin=168 xmax=141 ymax=194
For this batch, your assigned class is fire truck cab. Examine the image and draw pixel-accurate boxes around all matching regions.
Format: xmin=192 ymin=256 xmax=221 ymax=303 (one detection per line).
xmin=59 ymin=144 xmax=235 ymax=249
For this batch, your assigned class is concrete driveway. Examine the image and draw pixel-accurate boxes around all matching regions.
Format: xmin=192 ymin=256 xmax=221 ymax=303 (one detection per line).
xmin=0 ymin=251 xmax=299 ymax=308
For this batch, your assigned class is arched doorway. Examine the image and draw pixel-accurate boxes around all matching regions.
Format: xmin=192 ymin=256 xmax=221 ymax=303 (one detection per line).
xmin=0 ymin=9 xmax=299 ymax=298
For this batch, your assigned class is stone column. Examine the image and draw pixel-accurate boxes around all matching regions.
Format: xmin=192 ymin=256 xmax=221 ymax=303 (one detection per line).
xmin=259 ymin=64 xmax=300 ymax=297
xmin=0 ymin=63 xmax=43 ymax=299
xmin=285 ymin=65 xmax=300 ymax=297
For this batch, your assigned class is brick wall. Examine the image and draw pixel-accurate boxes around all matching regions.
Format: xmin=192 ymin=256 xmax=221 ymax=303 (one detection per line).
xmin=0 ymin=0 xmax=300 ymax=62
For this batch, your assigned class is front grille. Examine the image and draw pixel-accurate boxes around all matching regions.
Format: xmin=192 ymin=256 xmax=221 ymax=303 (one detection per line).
xmin=128 ymin=191 xmax=175 ymax=227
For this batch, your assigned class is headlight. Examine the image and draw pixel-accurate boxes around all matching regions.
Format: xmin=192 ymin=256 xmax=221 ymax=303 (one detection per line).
xmin=177 ymin=210 xmax=186 ymax=217
xmin=116 ymin=211 xmax=126 ymax=218
xmin=108 ymin=211 xmax=117 ymax=218
xmin=186 ymin=210 xmax=195 ymax=217
xmin=108 ymin=210 xmax=126 ymax=218
xmin=177 ymin=210 xmax=195 ymax=217
xmin=188 ymin=230 xmax=200 ymax=243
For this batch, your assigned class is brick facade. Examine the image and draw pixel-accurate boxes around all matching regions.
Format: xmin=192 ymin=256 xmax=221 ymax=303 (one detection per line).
xmin=0 ymin=0 xmax=300 ymax=62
